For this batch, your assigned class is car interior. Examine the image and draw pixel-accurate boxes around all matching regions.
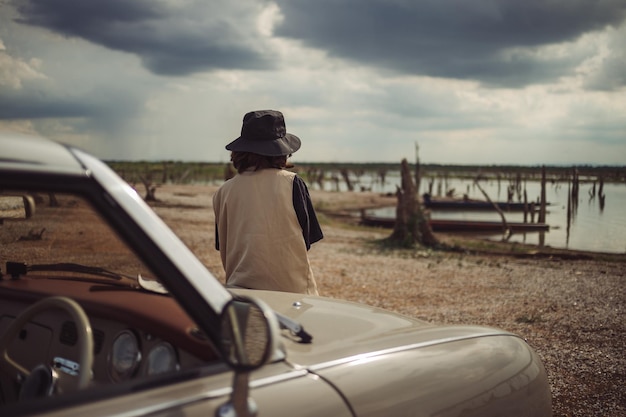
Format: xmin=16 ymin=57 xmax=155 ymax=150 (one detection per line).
xmin=0 ymin=190 xmax=220 ymax=406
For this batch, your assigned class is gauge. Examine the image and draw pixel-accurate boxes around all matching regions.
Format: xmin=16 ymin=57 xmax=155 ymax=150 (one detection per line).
xmin=109 ymin=330 xmax=141 ymax=381
xmin=146 ymin=342 xmax=179 ymax=375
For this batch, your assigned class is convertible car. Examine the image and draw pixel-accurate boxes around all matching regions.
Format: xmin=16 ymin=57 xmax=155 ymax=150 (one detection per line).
xmin=0 ymin=132 xmax=552 ymax=416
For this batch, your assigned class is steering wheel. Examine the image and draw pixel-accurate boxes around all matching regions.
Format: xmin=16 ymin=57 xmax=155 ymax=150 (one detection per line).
xmin=0 ymin=296 xmax=94 ymax=395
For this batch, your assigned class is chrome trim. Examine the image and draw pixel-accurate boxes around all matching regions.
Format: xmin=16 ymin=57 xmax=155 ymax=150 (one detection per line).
xmin=98 ymin=369 xmax=310 ymax=417
xmin=53 ymin=357 xmax=80 ymax=376
xmin=308 ymin=331 xmax=517 ymax=372
xmin=84 ymin=333 xmax=518 ymax=416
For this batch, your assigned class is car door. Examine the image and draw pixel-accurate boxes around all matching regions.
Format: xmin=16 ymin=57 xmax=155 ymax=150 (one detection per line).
xmin=10 ymin=362 xmax=352 ymax=417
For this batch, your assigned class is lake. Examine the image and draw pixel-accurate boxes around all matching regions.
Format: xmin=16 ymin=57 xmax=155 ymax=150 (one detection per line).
xmin=319 ymin=172 xmax=626 ymax=255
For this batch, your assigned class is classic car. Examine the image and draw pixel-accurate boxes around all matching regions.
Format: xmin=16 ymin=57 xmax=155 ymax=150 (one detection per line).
xmin=0 ymin=132 xmax=552 ymax=416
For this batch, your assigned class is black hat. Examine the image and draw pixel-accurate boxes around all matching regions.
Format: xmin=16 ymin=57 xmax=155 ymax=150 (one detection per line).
xmin=225 ymin=110 xmax=301 ymax=156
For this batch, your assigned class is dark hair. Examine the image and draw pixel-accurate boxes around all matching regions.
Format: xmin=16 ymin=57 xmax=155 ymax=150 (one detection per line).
xmin=230 ymin=151 xmax=293 ymax=174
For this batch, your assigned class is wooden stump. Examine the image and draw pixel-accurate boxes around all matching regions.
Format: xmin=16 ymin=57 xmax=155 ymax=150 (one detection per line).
xmin=387 ymin=159 xmax=437 ymax=247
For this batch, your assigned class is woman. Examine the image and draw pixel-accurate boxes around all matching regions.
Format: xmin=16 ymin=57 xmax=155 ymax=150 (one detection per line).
xmin=213 ymin=110 xmax=323 ymax=295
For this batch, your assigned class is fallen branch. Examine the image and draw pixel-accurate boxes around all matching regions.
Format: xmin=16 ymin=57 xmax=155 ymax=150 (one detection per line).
xmin=473 ymin=178 xmax=511 ymax=241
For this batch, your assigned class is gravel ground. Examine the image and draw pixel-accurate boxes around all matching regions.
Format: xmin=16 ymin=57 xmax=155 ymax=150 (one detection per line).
xmin=153 ymin=184 xmax=626 ymax=417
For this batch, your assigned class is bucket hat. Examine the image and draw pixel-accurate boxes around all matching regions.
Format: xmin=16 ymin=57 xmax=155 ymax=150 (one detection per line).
xmin=225 ymin=110 xmax=301 ymax=156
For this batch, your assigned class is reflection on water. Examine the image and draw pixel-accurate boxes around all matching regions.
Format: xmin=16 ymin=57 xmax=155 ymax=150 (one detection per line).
xmin=326 ymin=172 xmax=626 ymax=254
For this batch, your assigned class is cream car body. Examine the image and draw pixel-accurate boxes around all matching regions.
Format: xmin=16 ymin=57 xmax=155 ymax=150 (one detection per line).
xmin=0 ymin=132 xmax=552 ymax=416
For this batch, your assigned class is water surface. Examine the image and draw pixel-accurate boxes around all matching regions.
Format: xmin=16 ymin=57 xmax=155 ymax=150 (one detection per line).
xmin=347 ymin=174 xmax=625 ymax=254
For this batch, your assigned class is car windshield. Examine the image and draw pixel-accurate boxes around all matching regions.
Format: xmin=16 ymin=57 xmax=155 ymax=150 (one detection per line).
xmin=0 ymin=185 xmax=230 ymax=414
xmin=1 ymin=191 xmax=156 ymax=287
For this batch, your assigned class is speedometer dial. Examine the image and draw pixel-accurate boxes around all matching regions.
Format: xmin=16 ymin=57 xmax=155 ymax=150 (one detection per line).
xmin=109 ymin=330 xmax=141 ymax=381
xmin=146 ymin=342 xmax=178 ymax=375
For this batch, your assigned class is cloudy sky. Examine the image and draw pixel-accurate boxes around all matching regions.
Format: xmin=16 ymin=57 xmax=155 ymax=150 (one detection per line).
xmin=1 ymin=0 xmax=625 ymax=164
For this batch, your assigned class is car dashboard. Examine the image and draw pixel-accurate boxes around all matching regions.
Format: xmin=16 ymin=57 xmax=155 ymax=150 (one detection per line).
xmin=0 ymin=274 xmax=218 ymax=405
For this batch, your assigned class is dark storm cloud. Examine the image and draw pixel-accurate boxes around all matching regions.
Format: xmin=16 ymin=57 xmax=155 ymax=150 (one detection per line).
xmin=0 ymin=93 xmax=90 ymax=120
xmin=274 ymin=0 xmax=626 ymax=88
xmin=0 ymin=79 xmax=93 ymax=120
xmin=11 ymin=0 xmax=625 ymax=86
xmin=11 ymin=0 xmax=273 ymax=76
xmin=0 ymin=79 xmax=142 ymax=136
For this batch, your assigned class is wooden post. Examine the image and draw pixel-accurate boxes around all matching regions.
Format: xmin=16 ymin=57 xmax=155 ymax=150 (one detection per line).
xmin=414 ymin=142 xmax=421 ymax=195
xmin=523 ymin=190 xmax=528 ymax=224
xmin=538 ymin=166 xmax=547 ymax=224
xmin=599 ymin=176 xmax=606 ymax=211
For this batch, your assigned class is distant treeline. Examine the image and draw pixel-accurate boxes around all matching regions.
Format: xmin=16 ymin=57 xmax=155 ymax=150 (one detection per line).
xmin=298 ymin=163 xmax=626 ymax=184
xmin=105 ymin=160 xmax=626 ymax=187
xmin=106 ymin=161 xmax=226 ymax=186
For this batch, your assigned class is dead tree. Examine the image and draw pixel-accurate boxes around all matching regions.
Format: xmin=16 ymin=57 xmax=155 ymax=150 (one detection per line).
xmin=330 ymin=174 xmax=340 ymax=192
xmin=353 ymin=169 xmax=365 ymax=190
xmin=339 ymin=169 xmax=354 ymax=191
xmin=567 ymin=167 xmax=579 ymax=221
xmin=377 ymin=168 xmax=387 ymax=191
xmin=598 ymin=176 xmax=606 ymax=211
xmin=414 ymin=142 xmax=421 ymax=195
xmin=314 ymin=169 xmax=325 ymax=190
xmin=48 ymin=193 xmax=59 ymax=207
xmin=223 ymin=163 xmax=236 ymax=181
xmin=387 ymin=158 xmax=437 ymax=248
xmin=539 ymin=166 xmax=547 ymax=224
xmin=305 ymin=167 xmax=325 ymax=190
xmin=139 ymin=174 xmax=159 ymax=201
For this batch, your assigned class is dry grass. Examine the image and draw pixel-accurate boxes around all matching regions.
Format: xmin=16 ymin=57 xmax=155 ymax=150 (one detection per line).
xmin=153 ymin=184 xmax=626 ymax=417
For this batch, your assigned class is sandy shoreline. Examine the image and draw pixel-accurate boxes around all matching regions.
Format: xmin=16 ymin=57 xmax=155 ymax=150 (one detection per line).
xmin=151 ymin=184 xmax=625 ymax=417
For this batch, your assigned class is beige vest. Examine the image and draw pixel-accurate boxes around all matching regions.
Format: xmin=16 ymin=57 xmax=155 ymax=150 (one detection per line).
xmin=213 ymin=169 xmax=318 ymax=295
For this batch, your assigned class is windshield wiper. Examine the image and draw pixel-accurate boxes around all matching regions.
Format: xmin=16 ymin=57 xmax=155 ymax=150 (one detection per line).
xmin=6 ymin=261 xmax=133 ymax=281
xmin=4 ymin=262 xmax=167 ymax=295
xmin=7 ymin=262 xmax=167 ymax=294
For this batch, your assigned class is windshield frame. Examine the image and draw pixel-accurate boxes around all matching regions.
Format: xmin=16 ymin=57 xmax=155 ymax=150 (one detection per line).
xmin=0 ymin=156 xmax=227 ymax=344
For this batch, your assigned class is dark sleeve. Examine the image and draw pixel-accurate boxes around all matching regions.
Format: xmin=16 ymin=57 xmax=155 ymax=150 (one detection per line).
xmin=215 ymin=224 xmax=220 ymax=251
xmin=292 ymin=175 xmax=323 ymax=250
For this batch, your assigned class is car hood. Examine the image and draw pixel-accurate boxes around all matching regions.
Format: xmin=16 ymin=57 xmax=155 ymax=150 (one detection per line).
xmin=233 ymin=289 xmax=514 ymax=368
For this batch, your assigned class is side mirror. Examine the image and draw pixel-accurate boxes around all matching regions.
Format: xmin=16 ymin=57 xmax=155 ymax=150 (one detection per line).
xmin=217 ymin=295 xmax=280 ymax=417
xmin=0 ymin=195 xmax=35 ymax=223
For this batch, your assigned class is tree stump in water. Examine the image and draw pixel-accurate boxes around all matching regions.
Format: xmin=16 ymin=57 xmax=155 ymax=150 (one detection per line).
xmin=387 ymin=158 xmax=437 ymax=247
